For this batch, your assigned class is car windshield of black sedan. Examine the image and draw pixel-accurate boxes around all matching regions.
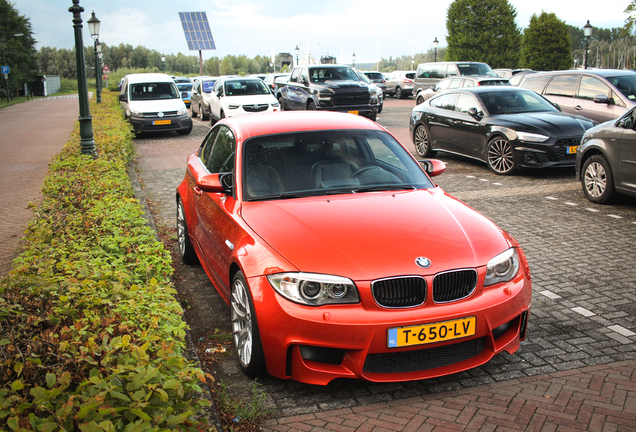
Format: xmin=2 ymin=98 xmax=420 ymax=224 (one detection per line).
xmin=479 ymin=90 xmax=558 ymax=115
xmin=242 ymin=130 xmax=433 ymax=200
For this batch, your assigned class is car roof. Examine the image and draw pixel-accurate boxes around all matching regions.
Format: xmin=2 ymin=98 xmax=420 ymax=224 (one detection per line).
xmin=531 ymin=69 xmax=636 ymax=78
xmin=124 ymin=73 xmax=175 ymax=84
xmin=224 ymin=111 xmax=382 ymax=141
xmin=441 ymin=86 xmax=532 ymax=95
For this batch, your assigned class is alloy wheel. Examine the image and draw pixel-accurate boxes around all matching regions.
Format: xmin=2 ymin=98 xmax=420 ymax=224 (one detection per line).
xmin=231 ymin=278 xmax=253 ymax=368
xmin=414 ymin=125 xmax=430 ymax=157
xmin=177 ymin=201 xmax=187 ymax=257
xmin=487 ymin=138 xmax=515 ymax=174
xmin=584 ymin=161 xmax=607 ymax=198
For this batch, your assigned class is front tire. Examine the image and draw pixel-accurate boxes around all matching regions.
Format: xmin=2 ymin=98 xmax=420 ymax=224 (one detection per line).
xmin=307 ymin=100 xmax=316 ymax=110
xmin=416 ymin=94 xmax=425 ymax=105
xmin=487 ymin=137 xmax=516 ymax=175
xmin=413 ymin=124 xmax=436 ymax=157
xmin=377 ymin=102 xmax=383 ymax=114
xmin=278 ymin=96 xmax=286 ymax=111
xmin=200 ymin=104 xmax=209 ymax=121
xmin=176 ymin=197 xmax=199 ymax=264
xmin=190 ymin=105 xmax=197 ymax=118
xmin=231 ymin=271 xmax=267 ymax=378
xmin=176 ymin=121 xmax=193 ymax=135
xmin=582 ymin=154 xmax=617 ymax=204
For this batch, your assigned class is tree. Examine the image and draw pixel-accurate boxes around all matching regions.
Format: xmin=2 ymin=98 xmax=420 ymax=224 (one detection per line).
xmin=521 ymin=12 xmax=571 ymax=71
xmin=445 ymin=0 xmax=521 ymax=69
xmin=0 ymin=0 xmax=39 ymax=98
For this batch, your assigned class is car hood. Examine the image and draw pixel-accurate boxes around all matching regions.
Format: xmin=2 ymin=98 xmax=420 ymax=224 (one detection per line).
xmin=128 ymin=99 xmax=186 ymax=112
xmin=315 ymin=80 xmax=370 ymax=91
xmin=241 ymin=189 xmax=510 ymax=281
xmin=223 ymin=94 xmax=277 ymax=104
xmin=492 ymin=112 xmax=594 ymax=137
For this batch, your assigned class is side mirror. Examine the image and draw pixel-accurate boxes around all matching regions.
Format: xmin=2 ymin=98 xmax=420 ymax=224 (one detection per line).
xmin=119 ymin=94 xmax=128 ymax=102
xmin=418 ymin=159 xmax=446 ymax=177
xmin=197 ymin=173 xmax=226 ymax=193
xmin=551 ymin=101 xmax=561 ymax=111
xmin=619 ymin=116 xmax=634 ymax=129
xmin=467 ymin=107 xmax=483 ymax=120
xmin=593 ymin=94 xmax=609 ymax=104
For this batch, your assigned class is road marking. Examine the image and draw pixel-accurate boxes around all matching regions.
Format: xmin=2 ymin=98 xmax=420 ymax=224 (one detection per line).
xmin=479 ymin=179 xmax=488 ymax=182
xmin=546 ymin=196 xmax=558 ymax=200
xmin=608 ymin=214 xmax=623 ymax=219
xmin=540 ymin=290 xmax=561 ymax=299
xmin=571 ymin=306 xmax=596 ymax=317
xmin=608 ymin=325 xmax=636 ymax=337
xmin=585 ymin=208 xmax=600 ymax=212
xmin=493 ymin=182 xmax=503 ymax=186
xmin=565 ymin=202 xmax=577 ymax=206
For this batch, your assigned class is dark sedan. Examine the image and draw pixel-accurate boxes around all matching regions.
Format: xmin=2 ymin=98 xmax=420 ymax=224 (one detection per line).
xmin=576 ymin=108 xmax=636 ymax=203
xmin=410 ymin=87 xmax=596 ymax=175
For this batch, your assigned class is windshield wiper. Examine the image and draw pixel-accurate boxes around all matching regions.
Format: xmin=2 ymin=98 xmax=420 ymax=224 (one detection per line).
xmin=352 ymin=184 xmax=417 ymax=193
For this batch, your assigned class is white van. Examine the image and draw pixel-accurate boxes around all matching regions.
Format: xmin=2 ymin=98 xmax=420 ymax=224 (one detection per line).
xmin=119 ymin=73 xmax=192 ymax=135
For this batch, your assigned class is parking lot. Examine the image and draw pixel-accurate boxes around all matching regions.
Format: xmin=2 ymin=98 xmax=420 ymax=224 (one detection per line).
xmin=132 ymin=98 xmax=636 ymax=428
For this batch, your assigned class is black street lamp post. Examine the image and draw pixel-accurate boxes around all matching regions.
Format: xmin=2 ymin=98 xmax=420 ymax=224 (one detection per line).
xmin=584 ymin=20 xmax=592 ymax=70
xmin=87 ymin=11 xmax=101 ymax=103
xmin=295 ymin=45 xmax=300 ymax=67
xmin=433 ymin=37 xmax=439 ymax=62
xmin=352 ymin=53 xmax=356 ymax=69
xmin=69 ymin=0 xmax=97 ymax=157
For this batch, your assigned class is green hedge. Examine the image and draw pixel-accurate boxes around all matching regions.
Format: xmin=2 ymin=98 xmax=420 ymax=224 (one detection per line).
xmin=0 ymin=92 xmax=210 ymax=431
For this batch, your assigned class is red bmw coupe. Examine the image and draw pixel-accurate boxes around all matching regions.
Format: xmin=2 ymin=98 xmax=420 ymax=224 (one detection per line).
xmin=176 ymin=111 xmax=531 ymax=385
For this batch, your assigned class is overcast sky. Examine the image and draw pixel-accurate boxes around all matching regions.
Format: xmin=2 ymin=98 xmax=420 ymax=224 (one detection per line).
xmin=11 ymin=0 xmax=632 ymax=64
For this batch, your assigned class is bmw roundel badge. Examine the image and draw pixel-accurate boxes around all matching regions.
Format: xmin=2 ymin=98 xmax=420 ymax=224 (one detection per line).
xmin=415 ymin=257 xmax=431 ymax=268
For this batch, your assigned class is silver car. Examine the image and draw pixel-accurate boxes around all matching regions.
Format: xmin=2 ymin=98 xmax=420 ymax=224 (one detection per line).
xmin=385 ymin=71 xmax=415 ymax=99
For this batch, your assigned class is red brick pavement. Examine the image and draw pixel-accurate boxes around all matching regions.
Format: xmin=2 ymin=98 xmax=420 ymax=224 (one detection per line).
xmin=261 ymin=361 xmax=636 ymax=431
xmin=0 ymin=97 xmax=78 ymax=276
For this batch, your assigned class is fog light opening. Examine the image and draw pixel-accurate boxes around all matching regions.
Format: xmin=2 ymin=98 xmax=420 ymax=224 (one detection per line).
xmin=299 ymin=345 xmax=346 ymax=365
xmin=523 ymin=152 xmax=540 ymax=165
xmin=492 ymin=321 xmax=511 ymax=340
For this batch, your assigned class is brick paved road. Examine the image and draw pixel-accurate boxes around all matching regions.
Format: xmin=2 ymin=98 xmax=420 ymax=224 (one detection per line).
xmin=0 ymin=96 xmax=78 ymax=276
xmin=133 ymin=100 xmax=636 ymax=431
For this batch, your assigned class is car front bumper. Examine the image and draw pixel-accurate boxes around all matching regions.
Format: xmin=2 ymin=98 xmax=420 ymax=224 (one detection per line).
xmin=249 ymin=266 xmax=531 ymax=385
xmin=514 ymin=137 xmax=581 ymax=169
xmin=128 ymin=114 xmax=192 ymax=133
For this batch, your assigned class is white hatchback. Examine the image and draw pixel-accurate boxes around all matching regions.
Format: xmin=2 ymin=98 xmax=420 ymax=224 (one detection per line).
xmin=208 ymin=77 xmax=279 ymax=124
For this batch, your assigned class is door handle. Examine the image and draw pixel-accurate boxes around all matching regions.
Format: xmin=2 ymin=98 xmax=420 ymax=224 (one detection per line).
xmin=193 ymin=187 xmax=203 ymax=196
xmin=574 ymin=105 xmax=583 ymax=111
xmin=427 ymin=115 xmax=435 ymax=121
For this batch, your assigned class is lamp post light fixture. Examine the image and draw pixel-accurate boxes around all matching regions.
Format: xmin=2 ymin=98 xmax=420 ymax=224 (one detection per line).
xmin=69 ymin=0 xmax=98 ymax=157
xmin=87 ymin=10 xmax=101 ymax=103
xmin=583 ymin=20 xmax=592 ymax=70
xmin=433 ymin=37 xmax=439 ymax=62
xmin=295 ymin=45 xmax=300 ymax=67
xmin=161 ymin=54 xmax=165 ymax=72
xmin=352 ymin=52 xmax=356 ymax=68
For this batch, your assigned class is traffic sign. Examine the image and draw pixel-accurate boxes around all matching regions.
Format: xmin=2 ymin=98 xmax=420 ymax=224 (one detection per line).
xmin=102 ymin=65 xmax=110 ymax=73
xmin=1 ymin=66 xmax=9 ymax=74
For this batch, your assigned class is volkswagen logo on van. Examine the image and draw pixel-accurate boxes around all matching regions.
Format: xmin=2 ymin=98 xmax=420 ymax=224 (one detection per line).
xmin=158 ymin=112 xmax=164 ymax=118
xmin=415 ymin=257 xmax=431 ymax=268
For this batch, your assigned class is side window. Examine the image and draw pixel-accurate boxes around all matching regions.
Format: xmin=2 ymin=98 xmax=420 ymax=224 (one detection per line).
xmin=206 ymin=126 xmax=236 ymax=173
xmin=446 ymin=65 xmax=459 ymax=77
xmin=432 ymin=64 xmax=446 ymax=78
xmin=455 ymin=93 xmax=480 ymax=114
xmin=578 ymin=76 xmax=610 ymax=101
xmin=545 ymin=75 xmax=578 ymax=98
xmin=430 ymin=93 xmax=458 ymax=111
xmin=198 ymin=128 xmax=220 ymax=168
xmin=299 ymin=68 xmax=309 ymax=85
xmin=449 ymin=78 xmax=463 ymax=88
xmin=289 ymin=68 xmax=301 ymax=83
xmin=521 ymin=74 xmax=552 ymax=93
xmin=417 ymin=65 xmax=432 ymax=79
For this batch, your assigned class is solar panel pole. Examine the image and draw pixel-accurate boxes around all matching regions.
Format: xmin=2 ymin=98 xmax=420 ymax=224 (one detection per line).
xmin=199 ymin=50 xmax=203 ymax=76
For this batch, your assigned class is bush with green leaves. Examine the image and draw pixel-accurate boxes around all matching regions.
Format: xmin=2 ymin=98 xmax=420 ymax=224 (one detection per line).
xmin=0 ymin=92 xmax=211 ymax=431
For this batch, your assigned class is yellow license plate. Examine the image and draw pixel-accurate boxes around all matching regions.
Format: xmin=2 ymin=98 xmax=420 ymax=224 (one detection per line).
xmin=567 ymin=146 xmax=579 ymax=154
xmin=348 ymin=110 xmax=359 ymax=115
xmin=388 ymin=316 xmax=476 ymax=348
xmin=153 ymin=119 xmax=171 ymax=125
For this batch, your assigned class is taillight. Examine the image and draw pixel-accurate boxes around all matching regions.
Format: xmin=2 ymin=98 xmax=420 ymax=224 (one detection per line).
xmin=403 ymin=79 xmax=413 ymax=84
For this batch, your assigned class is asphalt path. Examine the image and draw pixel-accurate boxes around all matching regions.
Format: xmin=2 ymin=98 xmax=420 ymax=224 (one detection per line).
xmin=132 ymin=98 xmax=636 ymax=431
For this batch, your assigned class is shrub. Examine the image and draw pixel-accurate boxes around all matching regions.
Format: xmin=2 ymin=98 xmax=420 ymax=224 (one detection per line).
xmin=0 ymin=92 xmax=210 ymax=431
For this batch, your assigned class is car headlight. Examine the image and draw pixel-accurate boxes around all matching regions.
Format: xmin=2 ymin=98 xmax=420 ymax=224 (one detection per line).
xmin=271 ymin=102 xmax=280 ymax=107
xmin=319 ymin=90 xmax=334 ymax=98
xmin=177 ymin=108 xmax=187 ymax=115
xmin=516 ymin=131 xmax=549 ymax=143
xmin=485 ymin=248 xmax=520 ymax=287
xmin=228 ymin=104 xmax=240 ymax=109
xmin=267 ymin=272 xmax=360 ymax=306
xmin=130 ymin=110 xmax=143 ymax=118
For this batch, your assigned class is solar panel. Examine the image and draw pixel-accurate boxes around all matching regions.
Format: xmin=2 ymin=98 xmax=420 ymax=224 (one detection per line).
xmin=178 ymin=12 xmax=216 ymax=51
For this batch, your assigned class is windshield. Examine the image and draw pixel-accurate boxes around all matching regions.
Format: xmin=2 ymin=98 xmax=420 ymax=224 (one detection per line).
xmin=129 ymin=82 xmax=180 ymax=101
xmin=224 ymin=79 xmax=271 ymax=96
xmin=479 ymin=90 xmax=558 ymax=115
xmin=177 ymin=83 xmax=193 ymax=91
xmin=458 ymin=63 xmax=496 ymax=77
xmin=606 ymin=75 xmax=636 ymax=102
xmin=365 ymin=72 xmax=384 ymax=80
xmin=242 ymin=130 xmax=434 ymax=201
xmin=309 ymin=67 xmax=360 ymax=83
